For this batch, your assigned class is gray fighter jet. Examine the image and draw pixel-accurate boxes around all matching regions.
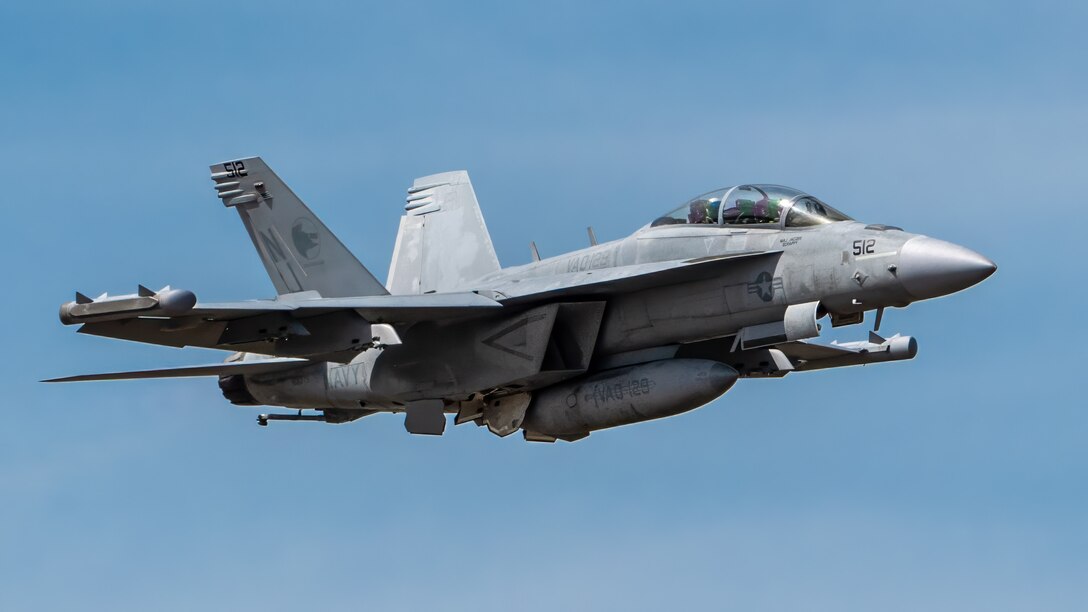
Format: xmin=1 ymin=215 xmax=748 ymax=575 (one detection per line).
xmin=47 ymin=157 xmax=996 ymax=442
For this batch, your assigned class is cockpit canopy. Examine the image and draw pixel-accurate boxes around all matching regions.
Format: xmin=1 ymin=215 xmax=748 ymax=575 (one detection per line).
xmin=651 ymin=184 xmax=852 ymax=228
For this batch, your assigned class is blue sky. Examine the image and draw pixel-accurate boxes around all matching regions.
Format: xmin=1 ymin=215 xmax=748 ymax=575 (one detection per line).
xmin=2 ymin=1 xmax=1085 ymax=610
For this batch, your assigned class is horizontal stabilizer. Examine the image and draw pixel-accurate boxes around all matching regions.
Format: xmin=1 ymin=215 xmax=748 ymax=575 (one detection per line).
xmin=43 ymin=357 xmax=311 ymax=383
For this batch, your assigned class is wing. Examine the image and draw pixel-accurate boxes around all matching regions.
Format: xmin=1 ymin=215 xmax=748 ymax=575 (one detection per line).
xmin=178 ymin=291 xmax=503 ymax=321
xmin=63 ymin=290 xmax=502 ymax=363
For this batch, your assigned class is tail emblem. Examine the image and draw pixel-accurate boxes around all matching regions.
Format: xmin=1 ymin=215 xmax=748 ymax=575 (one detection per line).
xmin=291 ymin=218 xmax=321 ymax=259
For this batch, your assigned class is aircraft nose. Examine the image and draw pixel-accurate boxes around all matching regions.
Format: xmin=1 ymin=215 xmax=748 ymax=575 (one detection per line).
xmin=897 ymin=236 xmax=996 ymax=300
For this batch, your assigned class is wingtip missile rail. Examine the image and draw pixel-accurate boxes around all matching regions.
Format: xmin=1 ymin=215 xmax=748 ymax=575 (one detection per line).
xmin=59 ymin=285 xmax=197 ymax=325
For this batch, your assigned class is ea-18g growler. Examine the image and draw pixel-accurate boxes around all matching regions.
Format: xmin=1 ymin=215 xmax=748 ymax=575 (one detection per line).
xmin=47 ymin=157 xmax=996 ymax=442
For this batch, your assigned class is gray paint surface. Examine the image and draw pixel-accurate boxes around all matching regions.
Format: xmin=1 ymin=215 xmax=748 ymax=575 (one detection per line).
xmin=50 ymin=163 xmax=995 ymax=441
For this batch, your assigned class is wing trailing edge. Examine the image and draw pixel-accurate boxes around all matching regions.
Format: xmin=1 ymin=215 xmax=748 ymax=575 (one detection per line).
xmin=43 ymin=357 xmax=312 ymax=383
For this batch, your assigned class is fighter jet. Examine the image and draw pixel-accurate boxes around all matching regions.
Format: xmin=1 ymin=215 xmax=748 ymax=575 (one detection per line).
xmin=46 ymin=158 xmax=996 ymax=442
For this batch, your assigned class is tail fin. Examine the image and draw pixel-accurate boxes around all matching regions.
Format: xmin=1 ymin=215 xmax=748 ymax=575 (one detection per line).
xmin=210 ymin=157 xmax=388 ymax=298
xmin=387 ymin=171 xmax=501 ymax=294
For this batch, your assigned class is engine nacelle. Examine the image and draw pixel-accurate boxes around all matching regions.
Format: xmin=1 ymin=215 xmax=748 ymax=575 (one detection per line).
xmin=218 ymin=352 xmax=395 ymax=411
xmin=217 ymin=374 xmax=259 ymax=406
xmin=521 ymin=359 xmax=738 ymax=436
xmin=242 ymin=362 xmax=333 ymax=409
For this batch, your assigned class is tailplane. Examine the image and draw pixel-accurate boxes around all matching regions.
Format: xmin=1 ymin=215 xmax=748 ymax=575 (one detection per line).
xmin=210 ymin=157 xmax=388 ymax=298
xmin=387 ymin=171 xmax=501 ymax=294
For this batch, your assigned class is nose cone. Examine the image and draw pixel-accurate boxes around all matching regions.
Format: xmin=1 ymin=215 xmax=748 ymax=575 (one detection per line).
xmin=898 ymin=237 xmax=996 ymax=300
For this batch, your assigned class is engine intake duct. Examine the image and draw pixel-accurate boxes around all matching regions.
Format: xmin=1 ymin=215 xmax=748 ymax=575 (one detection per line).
xmin=373 ymin=301 xmax=605 ymax=400
xmin=733 ymin=301 xmax=821 ymax=351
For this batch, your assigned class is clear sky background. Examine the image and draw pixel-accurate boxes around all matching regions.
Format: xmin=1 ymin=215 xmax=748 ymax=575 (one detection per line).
xmin=2 ymin=1 xmax=1084 ymax=610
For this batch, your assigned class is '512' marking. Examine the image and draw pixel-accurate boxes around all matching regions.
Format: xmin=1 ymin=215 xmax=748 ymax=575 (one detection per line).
xmin=222 ymin=160 xmax=248 ymax=178
xmin=852 ymin=239 xmax=876 ymax=255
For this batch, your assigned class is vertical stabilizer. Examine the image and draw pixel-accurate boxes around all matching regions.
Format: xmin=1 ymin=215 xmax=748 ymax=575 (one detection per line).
xmin=210 ymin=157 xmax=388 ymax=298
xmin=387 ymin=171 xmax=501 ymax=294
